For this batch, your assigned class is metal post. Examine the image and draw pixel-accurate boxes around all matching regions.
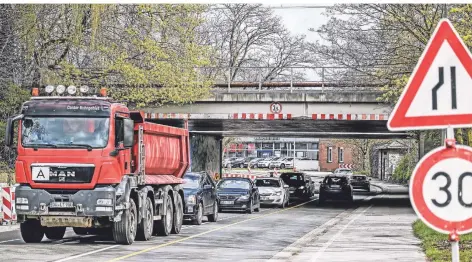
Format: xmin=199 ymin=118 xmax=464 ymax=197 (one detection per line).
xmin=452 ymin=241 xmax=459 ymax=262
xmin=290 ymin=67 xmax=293 ymax=93
xmin=321 ymin=67 xmax=325 ymax=92
xmin=228 ymin=67 xmax=231 ymax=92
xmin=259 ymin=71 xmax=262 ymax=92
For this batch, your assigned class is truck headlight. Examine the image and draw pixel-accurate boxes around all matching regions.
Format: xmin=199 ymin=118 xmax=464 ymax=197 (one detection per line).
xmin=97 ymin=199 xmax=113 ymax=206
xmin=187 ymin=195 xmax=196 ymax=205
xmin=238 ymin=195 xmax=249 ymax=201
xmin=16 ymin=197 xmax=28 ymax=204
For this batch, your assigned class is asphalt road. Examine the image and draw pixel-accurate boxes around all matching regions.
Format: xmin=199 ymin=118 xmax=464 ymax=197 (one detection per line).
xmin=0 ymin=190 xmax=418 ymax=262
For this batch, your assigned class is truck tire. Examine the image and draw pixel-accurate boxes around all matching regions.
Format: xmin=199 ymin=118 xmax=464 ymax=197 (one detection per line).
xmin=171 ymin=194 xmax=183 ymax=234
xmin=113 ymin=198 xmax=137 ymax=245
xmin=136 ymin=197 xmax=153 ymax=241
xmin=154 ymin=195 xmax=173 ymax=236
xmin=45 ymin=227 xmax=66 ymax=240
xmin=208 ymin=202 xmax=218 ymax=222
xmin=20 ymin=219 xmax=44 ymax=243
xmin=73 ymin=227 xmax=88 ymax=235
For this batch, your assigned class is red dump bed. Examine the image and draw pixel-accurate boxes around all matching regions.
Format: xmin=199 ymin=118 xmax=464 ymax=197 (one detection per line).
xmin=132 ymin=119 xmax=189 ymax=184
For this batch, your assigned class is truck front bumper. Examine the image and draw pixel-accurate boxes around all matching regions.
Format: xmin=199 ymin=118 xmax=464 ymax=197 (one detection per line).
xmin=15 ymin=185 xmax=116 ymax=219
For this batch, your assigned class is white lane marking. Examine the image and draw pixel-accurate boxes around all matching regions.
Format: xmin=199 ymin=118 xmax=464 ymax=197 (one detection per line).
xmin=310 ymin=205 xmax=373 ymax=262
xmin=0 ymin=238 xmax=21 ymax=244
xmin=53 ymin=245 xmax=119 ymax=262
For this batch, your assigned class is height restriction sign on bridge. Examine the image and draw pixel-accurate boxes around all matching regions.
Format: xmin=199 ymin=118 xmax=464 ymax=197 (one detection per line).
xmin=387 ymin=19 xmax=472 ymax=131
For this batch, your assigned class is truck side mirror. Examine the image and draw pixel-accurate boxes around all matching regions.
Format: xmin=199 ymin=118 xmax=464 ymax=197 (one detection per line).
xmin=123 ymin=118 xmax=134 ymax=148
xmin=5 ymin=114 xmax=23 ymax=147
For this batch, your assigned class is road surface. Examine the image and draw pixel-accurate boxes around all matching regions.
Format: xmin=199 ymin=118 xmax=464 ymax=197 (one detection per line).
xmin=0 ymin=190 xmax=425 ymax=262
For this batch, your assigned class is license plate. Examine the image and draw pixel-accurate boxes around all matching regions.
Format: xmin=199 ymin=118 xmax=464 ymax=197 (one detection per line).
xmin=330 ymin=185 xmax=341 ymax=189
xmin=50 ymin=202 xmax=74 ymax=208
xmin=261 ymin=197 xmax=269 ymax=200
xmin=221 ymin=201 xmax=234 ymax=205
xmin=32 ymin=166 xmax=50 ymax=181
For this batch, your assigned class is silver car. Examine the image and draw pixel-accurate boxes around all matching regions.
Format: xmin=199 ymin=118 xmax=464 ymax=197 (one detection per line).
xmin=269 ymin=157 xmax=294 ymax=169
xmin=254 ymin=177 xmax=290 ymax=208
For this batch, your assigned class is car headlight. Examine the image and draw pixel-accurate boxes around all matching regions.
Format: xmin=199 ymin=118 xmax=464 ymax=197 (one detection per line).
xmin=275 ymin=191 xmax=282 ymax=196
xmin=238 ymin=195 xmax=249 ymax=201
xmin=17 ymin=197 xmax=28 ymax=204
xmin=187 ymin=195 xmax=196 ymax=205
xmin=299 ymin=186 xmax=305 ymax=190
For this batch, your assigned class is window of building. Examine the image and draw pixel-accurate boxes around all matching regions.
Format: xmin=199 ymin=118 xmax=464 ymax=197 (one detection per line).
xmin=338 ymin=147 xmax=344 ymax=163
xmin=327 ymin=146 xmax=333 ymax=163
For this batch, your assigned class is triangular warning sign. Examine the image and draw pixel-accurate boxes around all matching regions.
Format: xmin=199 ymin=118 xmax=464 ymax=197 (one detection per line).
xmin=388 ymin=19 xmax=472 ymax=131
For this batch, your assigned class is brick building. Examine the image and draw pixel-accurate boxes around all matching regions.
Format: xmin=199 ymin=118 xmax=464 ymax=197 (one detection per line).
xmin=319 ymin=140 xmax=356 ymax=172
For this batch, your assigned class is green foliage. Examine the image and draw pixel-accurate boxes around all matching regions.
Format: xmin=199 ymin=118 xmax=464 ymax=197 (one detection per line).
xmin=413 ymin=220 xmax=472 ymax=262
xmin=0 ymin=84 xmax=30 ymax=141
xmin=14 ymin=4 xmax=214 ymax=107
xmin=392 ymin=151 xmax=416 ymax=182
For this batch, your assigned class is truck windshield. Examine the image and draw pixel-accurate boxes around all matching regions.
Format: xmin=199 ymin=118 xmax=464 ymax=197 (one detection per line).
xmin=22 ymin=117 xmax=110 ymax=148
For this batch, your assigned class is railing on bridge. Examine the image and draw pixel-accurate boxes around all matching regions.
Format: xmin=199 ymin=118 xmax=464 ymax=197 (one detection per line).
xmin=198 ymin=66 xmax=389 ymax=93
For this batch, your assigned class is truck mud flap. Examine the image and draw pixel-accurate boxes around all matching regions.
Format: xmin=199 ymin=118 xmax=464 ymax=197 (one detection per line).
xmin=40 ymin=216 xmax=93 ymax=227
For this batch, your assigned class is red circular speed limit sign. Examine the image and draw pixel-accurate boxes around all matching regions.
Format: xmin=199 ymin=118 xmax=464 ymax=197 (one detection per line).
xmin=270 ymin=102 xmax=282 ymax=114
xmin=411 ymin=145 xmax=472 ymax=234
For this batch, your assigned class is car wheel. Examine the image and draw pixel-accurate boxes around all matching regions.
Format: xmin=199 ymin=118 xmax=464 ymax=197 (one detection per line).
xmin=208 ymin=202 xmax=218 ymax=222
xmin=247 ymin=199 xmax=253 ymax=214
xmin=280 ymin=198 xmax=286 ymax=208
xmin=280 ymin=164 xmax=285 ymax=169
xmin=194 ymin=202 xmax=203 ymax=225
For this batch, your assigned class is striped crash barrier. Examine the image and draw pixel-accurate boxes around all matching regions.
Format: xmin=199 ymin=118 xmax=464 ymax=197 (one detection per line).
xmin=339 ymin=163 xmax=355 ymax=169
xmin=1 ymin=186 xmax=16 ymax=224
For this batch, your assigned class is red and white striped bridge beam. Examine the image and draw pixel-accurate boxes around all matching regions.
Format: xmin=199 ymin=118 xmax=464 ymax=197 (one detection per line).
xmin=143 ymin=112 xmax=389 ymax=121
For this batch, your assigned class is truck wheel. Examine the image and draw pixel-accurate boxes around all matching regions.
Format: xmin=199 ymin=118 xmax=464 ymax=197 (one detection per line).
xmin=113 ymin=198 xmax=137 ymax=245
xmin=136 ymin=197 xmax=153 ymax=241
xmin=193 ymin=202 xmax=203 ymax=225
xmin=20 ymin=219 xmax=44 ymax=243
xmin=45 ymin=227 xmax=66 ymax=240
xmin=171 ymin=194 xmax=183 ymax=234
xmin=208 ymin=202 xmax=218 ymax=222
xmin=154 ymin=195 xmax=173 ymax=236
xmin=73 ymin=227 xmax=88 ymax=235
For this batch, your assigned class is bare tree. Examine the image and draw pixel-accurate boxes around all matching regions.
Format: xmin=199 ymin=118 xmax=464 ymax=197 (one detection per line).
xmin=201 ymin=4 xmax=311 ymax=82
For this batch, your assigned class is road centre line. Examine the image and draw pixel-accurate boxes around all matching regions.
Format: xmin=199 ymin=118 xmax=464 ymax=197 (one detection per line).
xmin=106 ymin=199 xmax=317 ymax=262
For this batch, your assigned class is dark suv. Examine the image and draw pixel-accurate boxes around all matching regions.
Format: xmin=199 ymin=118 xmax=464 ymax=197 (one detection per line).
xmin=280 ymin=172 xmax=315 ymax=200
xmin=319 ymin=175 xmax=353 ymax=204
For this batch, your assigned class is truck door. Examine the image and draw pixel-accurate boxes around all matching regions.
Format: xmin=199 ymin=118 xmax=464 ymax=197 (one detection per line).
xmin=114 ymin=117 xmax=131 ymax=174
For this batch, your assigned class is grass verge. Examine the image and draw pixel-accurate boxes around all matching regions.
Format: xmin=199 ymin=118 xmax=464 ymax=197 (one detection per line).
xmin=413 ymin=220 xmax=472 ymax=262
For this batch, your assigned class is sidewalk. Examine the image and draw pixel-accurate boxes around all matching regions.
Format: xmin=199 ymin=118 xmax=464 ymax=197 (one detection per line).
xmin=269 ymin=195 xmax=426 ymax=262
xmin=0 ymin=223 xmax=19 ymax=233
xmin=370 ymin=179 xmax=409 ymax=194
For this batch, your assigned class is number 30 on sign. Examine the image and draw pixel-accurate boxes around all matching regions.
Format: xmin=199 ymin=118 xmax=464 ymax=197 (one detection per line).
xmin=410 ymin=145 xmax=472 ymax=234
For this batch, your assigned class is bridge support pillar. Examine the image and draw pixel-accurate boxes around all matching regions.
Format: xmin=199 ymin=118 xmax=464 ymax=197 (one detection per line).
xmin=190 ymin=134 xmax=222 ymax=179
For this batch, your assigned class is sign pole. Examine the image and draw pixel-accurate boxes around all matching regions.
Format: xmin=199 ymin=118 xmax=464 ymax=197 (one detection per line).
xmin=449 ymin=231 xmax=460 ymax=262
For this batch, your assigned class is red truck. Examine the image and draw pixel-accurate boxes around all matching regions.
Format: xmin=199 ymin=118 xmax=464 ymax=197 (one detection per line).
xmin=4 ymin=86 xmax=190 ymax=244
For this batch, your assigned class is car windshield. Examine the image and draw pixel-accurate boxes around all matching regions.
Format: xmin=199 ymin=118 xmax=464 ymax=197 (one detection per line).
xmin=353 ymin=176 xmax=367 ymax=180
xmin=21 ymin=117 xmax=109 ymax=148
xmin=335 ymin=169 xmax=352 ymax=174
xmin=324 ymin=176 xmax=348 ymax=185
xmin=217 ymin=180 xmax=250 ymax=190
xmin=255 ymin=179 xmax=280 ymax=187
xmin=182 ymin=174 xmax=201 ymax=189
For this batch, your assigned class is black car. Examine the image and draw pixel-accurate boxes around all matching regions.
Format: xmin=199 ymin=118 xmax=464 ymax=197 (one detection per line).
xmin=351 ymin=175 xmax=371 ymax=192
xmin=217 ymin=177 xmax=261 ymax=213
xmin=280 ymin=172 xmax=315 ymax=200
xmin=318 ymin=175 xmax=353 ymax=204
xmin=182 ymin=172 xmax=219 ymax=225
